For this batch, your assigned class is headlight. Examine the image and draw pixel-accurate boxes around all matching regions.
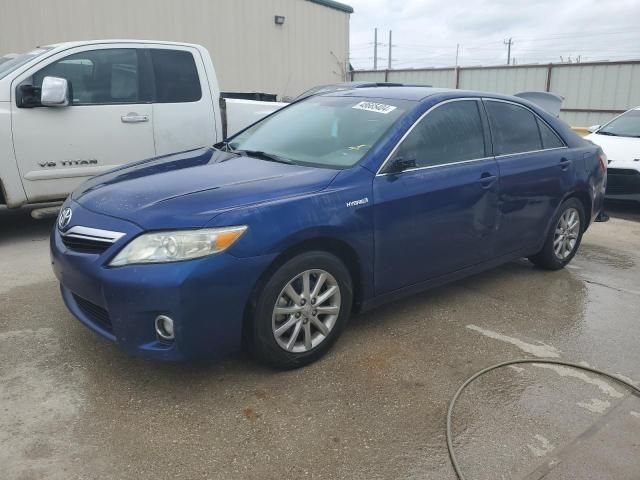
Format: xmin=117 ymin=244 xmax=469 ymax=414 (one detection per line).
xmin=109 ymin=226 xmax=247 ymax=266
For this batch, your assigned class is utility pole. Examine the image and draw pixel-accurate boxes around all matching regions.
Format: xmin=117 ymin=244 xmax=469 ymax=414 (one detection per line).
xmin=374 ymin=28 xmax=378 ymax=70
xmin=455 ymin=43 xmax=460 ymax=67
xmin=504 ymin=37 xmax=513 ymax=65
xmin=388 ymin=30 xmax=393 ymax=70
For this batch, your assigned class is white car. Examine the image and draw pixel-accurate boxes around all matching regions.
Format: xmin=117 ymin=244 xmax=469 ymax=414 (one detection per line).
xmin=585 ymin=107 xmax=640 ymax=202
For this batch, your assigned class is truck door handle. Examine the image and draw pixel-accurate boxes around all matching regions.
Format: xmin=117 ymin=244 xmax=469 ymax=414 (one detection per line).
xmin=121 ymin=113 xmax=149 ymax=123
xmin=559 ymin=157 xmax=571 ymax=171
xmin=479 ymin=172 xmax=497 ymax=188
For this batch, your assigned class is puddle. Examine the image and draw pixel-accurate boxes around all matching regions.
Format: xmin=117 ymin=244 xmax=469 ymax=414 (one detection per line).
xmin=578 ymin=244 xmax=635 ymax=270
xmin=576 ymin=398 xmax=610 ymax=414
xmin=466 ymin=324 xmax=561 ymax=358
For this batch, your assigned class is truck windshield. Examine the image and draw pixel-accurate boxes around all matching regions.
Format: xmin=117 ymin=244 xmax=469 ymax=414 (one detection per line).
xmin=597 ymin=109 xmax=640 ymax=138
xmin=229 ymin=95 xmax=414 ymax=169
xmin=0 ymin=47 xmax=52 ymax=80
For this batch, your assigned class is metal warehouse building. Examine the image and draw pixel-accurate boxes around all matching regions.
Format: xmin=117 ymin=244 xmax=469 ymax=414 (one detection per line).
xmin=0 ymin=0 xmax=353 ymax=100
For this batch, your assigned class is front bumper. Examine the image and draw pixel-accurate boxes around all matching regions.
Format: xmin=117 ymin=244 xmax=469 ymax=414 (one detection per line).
xmin=50 ymin=201 xmax=275 ymax=361
xmin=606 ymin=167 xmax=640 ymax=201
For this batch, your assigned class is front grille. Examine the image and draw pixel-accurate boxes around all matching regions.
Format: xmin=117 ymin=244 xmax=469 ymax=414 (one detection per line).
xmin=59 ymin=225 xmax=125 ymax=254
xmin=607 ymin=168 xmax=640 ymax=195
xmin=73 ymin=294 xmax=112 ymax=331
xmin=61 ymin=236 xmax=112 ymax=254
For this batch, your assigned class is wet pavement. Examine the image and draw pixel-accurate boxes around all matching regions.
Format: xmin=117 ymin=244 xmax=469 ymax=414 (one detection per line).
xmin=1 ymin=202 xmax=639 ymax=479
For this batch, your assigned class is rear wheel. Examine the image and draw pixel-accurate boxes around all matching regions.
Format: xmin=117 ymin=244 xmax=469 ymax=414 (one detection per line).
xmin=529 ymin=198 xmax=585 ymax=270
xmin=249 ymin=251 xmax=353 ymax=369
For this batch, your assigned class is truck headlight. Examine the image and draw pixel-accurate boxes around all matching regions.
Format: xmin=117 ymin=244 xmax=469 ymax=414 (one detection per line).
xmin=109 ymin=226 xmax=247 ymax=266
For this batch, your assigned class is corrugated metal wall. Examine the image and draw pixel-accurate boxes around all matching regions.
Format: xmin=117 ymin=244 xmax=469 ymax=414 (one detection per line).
xmin=384 ymin=68 xmax=457 ymax=88
xmin=458 ymin=67 xmax=548 ymax=94
xmin=0 ymin=0 xmax=350 ymax=99
xmin=354 ymin=61 xmax=640 ymax=126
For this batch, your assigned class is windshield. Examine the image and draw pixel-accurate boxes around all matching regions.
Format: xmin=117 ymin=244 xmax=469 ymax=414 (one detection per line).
xmin=0 ymin=48 xmax=52 ymax=81
xmin=598 ymin=109 xmax=640 ymax=138
xmin=229 ymin=95 xmax=414 ymax=169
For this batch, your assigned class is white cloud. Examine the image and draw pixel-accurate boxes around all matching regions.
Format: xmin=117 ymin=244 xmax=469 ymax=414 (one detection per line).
xmin=347 ymin=0 xmax=640 ymax=69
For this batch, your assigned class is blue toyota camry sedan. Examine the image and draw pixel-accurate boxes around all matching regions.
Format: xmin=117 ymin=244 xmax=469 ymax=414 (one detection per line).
xmin=51 ymin=87 xmax=606 ymax=368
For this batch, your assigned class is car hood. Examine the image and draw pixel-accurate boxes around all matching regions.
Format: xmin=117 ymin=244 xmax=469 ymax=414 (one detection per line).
xmin=72 ymin=148 xmax=340 ymax=229
xmin=585 ymin=133 xmax=640 ymax=168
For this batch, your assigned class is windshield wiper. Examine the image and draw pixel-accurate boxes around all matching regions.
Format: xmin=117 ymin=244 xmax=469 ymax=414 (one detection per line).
xmin=597 ymin=131 xmax=619 ymax=136
xmin=213 ymin=140 xmax=238 ymax=152
xmin=236 ymin=149 xmax=294 ymax=165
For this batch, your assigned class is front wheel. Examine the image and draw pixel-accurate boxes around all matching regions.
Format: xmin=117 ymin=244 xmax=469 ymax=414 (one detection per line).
xmin=529 ymin=198 xmax=585 ymax=270
xmin=249 ymin=251 xmax=353 ymax=369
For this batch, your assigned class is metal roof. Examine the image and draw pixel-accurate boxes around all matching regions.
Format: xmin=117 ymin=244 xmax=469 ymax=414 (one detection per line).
xmin=307 ymin=0 xmax=353 ymax=14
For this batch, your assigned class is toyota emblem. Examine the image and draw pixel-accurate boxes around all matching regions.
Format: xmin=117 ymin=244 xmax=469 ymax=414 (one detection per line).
xmin=58 ymin=207 xmax=73 ymax=230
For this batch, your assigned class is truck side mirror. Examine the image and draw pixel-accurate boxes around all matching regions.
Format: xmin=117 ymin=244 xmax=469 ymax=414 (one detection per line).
xmin=16 ymin=84 xmax=41 ymax=108
xmin=41 ymin=76 xmax=70 ymax=107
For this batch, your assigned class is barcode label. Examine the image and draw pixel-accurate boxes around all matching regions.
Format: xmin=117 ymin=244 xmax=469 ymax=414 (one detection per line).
xmin=352 ymin=101 xmax=397 ymax=114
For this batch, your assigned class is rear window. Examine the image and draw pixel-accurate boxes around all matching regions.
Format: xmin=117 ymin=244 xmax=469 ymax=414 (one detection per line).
xmin=485 ymin=101 xmax=543 ymax=155
xmin=150 ymin=49 xmax=202 ymax=103
xmin=537 ymin=118 xmax=565 ymax=149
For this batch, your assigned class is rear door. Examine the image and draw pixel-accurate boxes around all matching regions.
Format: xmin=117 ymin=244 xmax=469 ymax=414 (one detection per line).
xmin=11 ymin=45 xmax=156 ymax=203
xmin=373 ymin=99 xmax=499 ymax=294
xmin=148 ymin=46 xmax=217 ymax=156
xmin=483 ymin=99 xmax=572 ymax=255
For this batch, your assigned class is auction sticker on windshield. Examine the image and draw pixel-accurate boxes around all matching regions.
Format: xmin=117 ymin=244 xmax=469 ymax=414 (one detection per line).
xmin=352 ymin=101 xmax=397 ymax=114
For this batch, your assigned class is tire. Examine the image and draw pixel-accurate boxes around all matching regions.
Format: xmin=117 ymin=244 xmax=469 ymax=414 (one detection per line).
xmin=249 ymin=251 xmax=353 ymax=369
xmin=528 ymin=198 xmax=585 ymax=270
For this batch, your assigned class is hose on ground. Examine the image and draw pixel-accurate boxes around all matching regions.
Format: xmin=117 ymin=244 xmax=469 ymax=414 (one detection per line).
xmin=446 ymin=358 xmax=640 ymax=480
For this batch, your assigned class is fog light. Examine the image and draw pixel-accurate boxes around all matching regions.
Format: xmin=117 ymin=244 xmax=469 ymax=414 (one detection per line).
xmin=155 ymin=315 xmax=175 ymax=341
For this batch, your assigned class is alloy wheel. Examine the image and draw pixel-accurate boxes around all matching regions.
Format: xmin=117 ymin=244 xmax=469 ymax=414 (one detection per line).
xmin=553 ymin=207 xmax=580 ymax=260
xmin=272 ymin=269 xmax=341 ymax=353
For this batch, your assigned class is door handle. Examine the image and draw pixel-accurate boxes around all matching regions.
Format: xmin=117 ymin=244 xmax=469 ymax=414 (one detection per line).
xmin=479 ymin=172 xmax=497 ymax=188
xmin=121 ymin=113 xmax=149 ymax=123
xmin=559 ymin=157 xmax=571 ymax=171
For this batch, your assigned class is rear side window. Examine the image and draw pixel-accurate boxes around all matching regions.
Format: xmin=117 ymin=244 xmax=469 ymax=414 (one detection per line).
xmin=537 ymin=118 xmax=565 ymax=149
xmin=150 ymin=49 xmax=201 ymax=103
xmin=392 ymin=100 xmax=486 ymax=169
xmin=485 ymin=101 xmax=542 ymax=155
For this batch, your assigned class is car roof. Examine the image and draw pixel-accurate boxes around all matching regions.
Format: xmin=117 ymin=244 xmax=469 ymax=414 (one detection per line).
xmin=325 ymin=86 xmax=452 ymax=101
xmin=323 ymin=85 xmax=551 ymax=106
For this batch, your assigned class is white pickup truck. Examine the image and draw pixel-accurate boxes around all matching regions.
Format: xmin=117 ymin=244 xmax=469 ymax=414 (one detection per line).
xmin=0 ymin=40 xmax=286 ymax=209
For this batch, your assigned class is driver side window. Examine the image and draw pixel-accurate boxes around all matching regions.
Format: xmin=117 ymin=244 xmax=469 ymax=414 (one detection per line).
xmin=392 ymin=100 xmax=487 ymax=169
xmin=31 ymin=49 xmax=141 ymax=105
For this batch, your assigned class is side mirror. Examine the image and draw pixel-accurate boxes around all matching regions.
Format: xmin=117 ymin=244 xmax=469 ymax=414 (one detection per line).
xmin=388 ymin=156 xmax=417 ymax=173
xmin=588 ymin=125 xmax=601 ymax=133
xmin=41 ymin=76 xmax=69 ymax=107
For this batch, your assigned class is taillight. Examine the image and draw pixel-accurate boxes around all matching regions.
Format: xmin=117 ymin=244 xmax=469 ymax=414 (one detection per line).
xmin=598 ymin=152 xmax=607 ymax=172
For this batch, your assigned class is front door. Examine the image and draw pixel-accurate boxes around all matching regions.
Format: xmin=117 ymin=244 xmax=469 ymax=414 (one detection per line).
xmin=373 ymin=99 xmax=499 ymax=294
xmin=11 ymin=45 xmax=156 ymax=203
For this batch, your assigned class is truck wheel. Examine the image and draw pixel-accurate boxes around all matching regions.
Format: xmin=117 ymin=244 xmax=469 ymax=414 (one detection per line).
xmin=529 ymin=198 xmax=585 ymax=270
xmin=250 ymin=251 xmax=353 ymax=369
